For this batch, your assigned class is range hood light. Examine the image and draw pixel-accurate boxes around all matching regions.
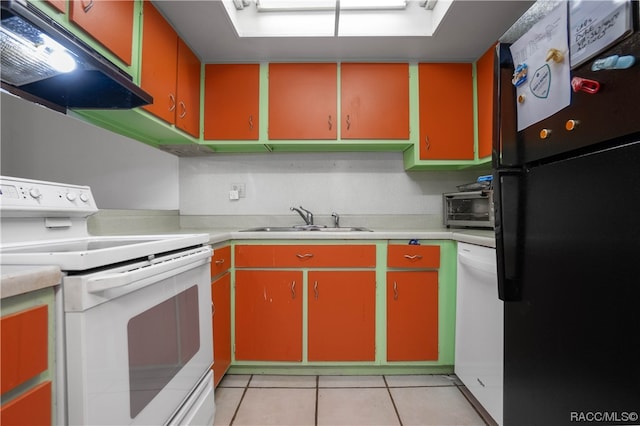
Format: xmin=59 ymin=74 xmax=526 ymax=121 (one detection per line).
xmin=46 ymin=48 xmax=76 ymax=73
xmin=39 ymin=34 xmax=77 ymax=73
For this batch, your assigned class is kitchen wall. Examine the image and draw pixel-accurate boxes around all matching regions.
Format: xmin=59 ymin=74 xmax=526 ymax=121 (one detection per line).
xmin=1 ymin=91 xmax=484 ymax=220
xmin=0 ymin=92 xmax=179 ymax=210
xmin=180 ymin=153 xmax=480 ymax=220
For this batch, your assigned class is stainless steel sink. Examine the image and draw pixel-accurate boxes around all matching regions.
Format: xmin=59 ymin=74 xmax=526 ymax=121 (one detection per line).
xmin=240 ymin=225 xmax=372 ymax=232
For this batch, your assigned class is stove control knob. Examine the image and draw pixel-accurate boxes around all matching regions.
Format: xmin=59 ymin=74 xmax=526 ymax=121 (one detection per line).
xmin=80 ymin=193 xmax=90 ymax=203
xmin=66 ymin=192 xmax=77 ymax=202
xmin=29 ymin=188 xmax=42 ymax=199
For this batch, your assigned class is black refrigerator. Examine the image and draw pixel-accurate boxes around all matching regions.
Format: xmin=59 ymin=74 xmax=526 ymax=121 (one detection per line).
xmin=493 ymin=1 xmax=640 ymax=425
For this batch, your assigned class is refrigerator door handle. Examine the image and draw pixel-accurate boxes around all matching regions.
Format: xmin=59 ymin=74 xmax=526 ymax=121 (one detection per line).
xmin=494 ymin=168 xmax=524 ymax=301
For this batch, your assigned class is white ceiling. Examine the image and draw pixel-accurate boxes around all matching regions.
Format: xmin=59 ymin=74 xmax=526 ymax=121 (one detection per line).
xmin=152 ymin=0 xmax=535 ymax=63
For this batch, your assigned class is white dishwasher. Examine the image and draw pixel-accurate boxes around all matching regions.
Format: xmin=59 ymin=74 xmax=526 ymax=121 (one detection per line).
xmin=455 ymin=242 xmax=503 ymax=425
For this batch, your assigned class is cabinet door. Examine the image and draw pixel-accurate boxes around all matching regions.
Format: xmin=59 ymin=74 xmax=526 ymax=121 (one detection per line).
xmin=141 ymin=1 xmax=178 ymax=125
xmin=269 ymin=63 xmax=337 ymax=140
xmin=175 ymin=38 xmax=201 ymax=138
xmin=70 ymin=0 xmax=133 ymax=65
xmin=308 ymin=271 xmax=376 ymax=361
xmin=205 ymin=64 xmax=260 ymax=140
xmin=476 ymin=44 xmax=497 ymax=159
xmin=341 ymin=63 xmax=409 ymax=139
xmin=211 ymin=273 xmax=231 ymax=388
xmin=418 ymin=63 xmax=474 ymax=160
xmin=235 ymin=270 xmax=303 ymax=361
xmin=387 ymin=271 xmax=438 ymax=361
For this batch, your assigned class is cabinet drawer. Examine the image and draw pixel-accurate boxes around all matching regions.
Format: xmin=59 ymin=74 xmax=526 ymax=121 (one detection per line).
xmin=1 ymin=305 xmax=48 ymax=394
xmin=235 ymin=245 xmax=376 ymax=268
xmin=0 ymin=381 xmax=52 ymax=426
xmin=211 ymin=246 xmax=231 ymax=277
xmin=387 ymin=245 xmax=440 ymax=268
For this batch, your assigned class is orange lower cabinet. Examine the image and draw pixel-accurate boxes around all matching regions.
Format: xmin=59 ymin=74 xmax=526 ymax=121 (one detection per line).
xmin=0 ymin=381 xmax=52 ymax=426
xmin=211 ymin=273 xmax=231 ymax=387
xmin=235 ymin=270 xmax=303 ymax=361
xmin=308 ymin=271 xmax=376 ymax=361
xmin=1 ymin=305 xmax=48 ymax=394
xmin=387 ymin=271 xmax=438 ymax=361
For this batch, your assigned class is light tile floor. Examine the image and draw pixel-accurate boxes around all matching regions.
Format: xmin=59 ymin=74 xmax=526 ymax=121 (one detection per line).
xmin=214 ymin=374 xmax=488 ymax=426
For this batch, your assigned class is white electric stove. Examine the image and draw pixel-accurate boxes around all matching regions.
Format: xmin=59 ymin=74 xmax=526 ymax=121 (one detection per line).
xmin=0 ymin=176 xmax=215 ymax=426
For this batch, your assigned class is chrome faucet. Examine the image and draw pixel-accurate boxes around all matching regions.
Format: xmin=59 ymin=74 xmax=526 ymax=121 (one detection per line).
xmin=331 ymin=212 xmax=340 ymax=228
xmin=290 ymin=206 xmax=314 ymax=225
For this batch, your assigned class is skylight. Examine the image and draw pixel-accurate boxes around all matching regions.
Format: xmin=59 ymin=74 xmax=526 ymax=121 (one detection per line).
xmin=223 ymin=0 xmax=453 ymax=37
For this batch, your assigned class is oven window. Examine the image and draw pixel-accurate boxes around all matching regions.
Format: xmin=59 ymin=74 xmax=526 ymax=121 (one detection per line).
xmin=127 ymin=285 xmax=200 ymax=418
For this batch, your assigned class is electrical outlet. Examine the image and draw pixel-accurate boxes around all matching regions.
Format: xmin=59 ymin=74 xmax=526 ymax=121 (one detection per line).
xmin=230 ymin=183 xmax=246 ymax=198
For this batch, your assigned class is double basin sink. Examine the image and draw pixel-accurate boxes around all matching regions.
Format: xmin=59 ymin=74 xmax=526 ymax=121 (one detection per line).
xmin=240 ymin=225 xmax=372 ymax=232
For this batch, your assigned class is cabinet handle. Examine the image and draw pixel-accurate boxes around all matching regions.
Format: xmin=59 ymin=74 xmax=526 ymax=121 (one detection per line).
xmin=169 ymin=94 xmax=176 ymax=112
xmin=82 ymin=0 xmax=94 ymax=13
xmin=215 ymin=259 xmax=225 ymax=265
xmin=211 ymin=301 xmax=215 ymax=316
xmin=295 ymin=253 xmax=314 ymax=259
xmin=393 ymin=281 xmax=398 ymax=300
xmin=403 ymin=254 xmax=423 ymax=261
xmin=179 ymin=101 xmax=187 ymax=118
xmin=328 ymin=115 xmax=332 ymax=131
xmin=425 ymin=135 xmax=431 ymax=151
xmin=314 ymin=281 xmax=319 ymax=300
xmin=249 ymin=115 xmax=253 ymax=130
xmin=346 ymin=114 xmax=351 ymax=130
xmin=291 ymin=281 xmax=296 ymax=299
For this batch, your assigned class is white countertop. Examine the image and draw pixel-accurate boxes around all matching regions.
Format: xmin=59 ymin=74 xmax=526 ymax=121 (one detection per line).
xmin=189 ymin=228 xmax=495 ymax=248
xmin=88 ymin=211 xmax=496 ymax=248
xmin=1 ymin=265 xmax=62 ymax=299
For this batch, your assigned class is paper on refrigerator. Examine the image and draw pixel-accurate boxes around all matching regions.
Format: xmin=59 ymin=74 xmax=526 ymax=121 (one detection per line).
xmin=510 ymin=3 xmax=571 ymax=131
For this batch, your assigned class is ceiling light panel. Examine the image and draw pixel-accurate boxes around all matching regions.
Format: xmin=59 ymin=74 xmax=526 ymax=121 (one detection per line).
xmin=257 ymin=0 xmax=335 ymax=11
xmin=340 ymin=0 xmax=407 ymax=10
xmin=223 ymin=0 xmax=454 ymax=38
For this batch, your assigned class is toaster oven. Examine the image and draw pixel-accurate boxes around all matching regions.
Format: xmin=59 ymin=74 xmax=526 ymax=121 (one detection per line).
xmin=443 ymin=190 xmax=494 ymax=229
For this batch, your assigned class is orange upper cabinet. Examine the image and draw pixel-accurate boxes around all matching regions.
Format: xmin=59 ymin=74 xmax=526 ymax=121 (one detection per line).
xmin=269 ymin=63 xmax=337 ymax=140
xmin=341 ymin=63 xmax=409 ymax=139
xmin=476 ymin=45 xmax=497 ymax=159
xmin=141 ymin=1 xmax=178 ymax=124
xmin=205 ymin=64 xmax=260 ymax=140
xmin=176 ymin=38 xmax=201 ymax=137
xmin=418 ymin=63 xmax=474 ymax=160
xmin=70 ymin=0 xmax=133 ymax=65
xmin=141 ymin=1 xmax=200 ymax=138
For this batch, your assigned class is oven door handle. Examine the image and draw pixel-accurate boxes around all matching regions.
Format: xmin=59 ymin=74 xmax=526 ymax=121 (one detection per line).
xmin=86 ymin=247 xmax=212 ymax=293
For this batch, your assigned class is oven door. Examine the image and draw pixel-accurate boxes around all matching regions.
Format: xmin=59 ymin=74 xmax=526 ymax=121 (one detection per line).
xmin=61 ymin=247 xmax=213 ymax=425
